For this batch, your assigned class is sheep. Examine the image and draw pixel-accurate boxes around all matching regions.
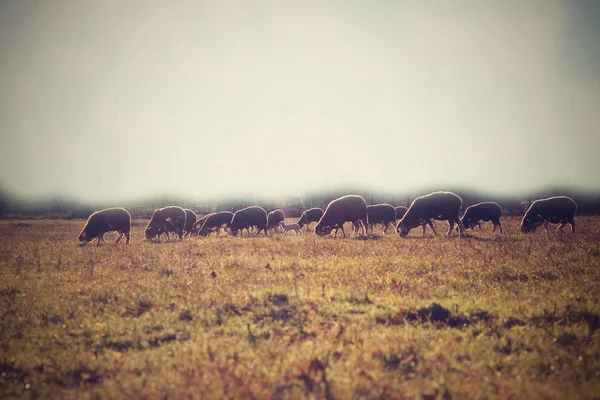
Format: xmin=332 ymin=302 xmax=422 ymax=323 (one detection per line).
xmin=461 ymin=202 xmax=503 ymax=233
xmin=315 ymin=195 xmax=368 ymax=238
xmin=144 ymin=206 xmax=187 ymax=241
xmin=191 ymin=213 xmax=215 ymax=236
xmin=396 ymin=191 xmax=463 ymax=238
xmin=267 ymin=209 xmax=286 ymax=234
xmin=297 ymin=208 xmax=324 ymax=232
xmin=366 ymin=204 xmax=397 ymax=234
xmin=229 ymin=206 xmax=268 ymax=237
xmin=197 ymin=211 xmax=234 ymax=237
xmin=78 ymin=207 xmax=131 ymax=246
xmin=183 ymin=209 xmax=197 ymax=237
xmin=395 ymin=206 xmax=408 ymax=220
xmin=279 ymin=221 xmax=302 ymax=235
xmin=521 ymin=196 xmax=577 ymax=234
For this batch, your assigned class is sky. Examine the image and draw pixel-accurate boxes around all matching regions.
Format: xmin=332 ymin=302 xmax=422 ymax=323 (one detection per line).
xmin=0 ymin=0 xmax=599 ymax=202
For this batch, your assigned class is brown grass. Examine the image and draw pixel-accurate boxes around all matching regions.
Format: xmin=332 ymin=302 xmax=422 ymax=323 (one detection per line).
xmin=1 ymin=217 xmax=599 ymax=399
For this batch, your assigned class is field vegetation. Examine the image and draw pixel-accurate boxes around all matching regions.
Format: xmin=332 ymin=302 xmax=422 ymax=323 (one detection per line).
xmin=1 ymin=217 xmax=599 ymax=399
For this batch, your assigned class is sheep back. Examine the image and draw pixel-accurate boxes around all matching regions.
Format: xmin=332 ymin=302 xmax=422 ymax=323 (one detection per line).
xmin=192 ymin=213 xmax=215 ymax=234
xmin=394 ymin=206 xmax=408 ymax=220
xmin=199 ymin=211 xmax=234 ymax=236
xmin=521 ymin=196 xmax=577 ymax=232
xmin=397 ymin=191 xmax=463 ymax=237
xmin=230 ymin=206 xmax=268 ymax=236
xmin=315 ymin=195 xmax=368 ymax=236
xmin=367 ymin=204 xmax=396 ymax=226
xmin=145 ymin=206 xmax=187 ymax=240
xmin=267 ymin=209 xmax=286 ymax=230
xmin=297 ymin=208 xmax=324 ymax=229
xmin=461 ymin=202 xmax=502 ymax=229
xmin=78 ymin=207 xmax=131 ymax=243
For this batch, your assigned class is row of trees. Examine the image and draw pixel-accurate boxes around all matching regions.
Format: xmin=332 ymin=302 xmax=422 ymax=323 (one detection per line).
xmin=2 ymin=188 xmax=600 ymax=220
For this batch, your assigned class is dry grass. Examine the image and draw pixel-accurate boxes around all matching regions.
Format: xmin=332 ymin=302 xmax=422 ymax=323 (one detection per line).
xmin=1 ymin=217 xmax=599 ymax=399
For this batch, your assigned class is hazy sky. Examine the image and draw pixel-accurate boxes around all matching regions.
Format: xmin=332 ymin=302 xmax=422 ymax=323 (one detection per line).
xmin=1 ymin=1 xmax=599 ymax=202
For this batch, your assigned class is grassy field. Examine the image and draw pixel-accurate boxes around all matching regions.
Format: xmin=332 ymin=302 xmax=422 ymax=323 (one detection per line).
xmin=1 ymin=217 xmax=599 ymax=399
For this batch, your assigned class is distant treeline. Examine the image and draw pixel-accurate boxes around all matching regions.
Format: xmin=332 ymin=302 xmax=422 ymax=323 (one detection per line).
xmin=1 ymin=188 xmax=600 ymax=220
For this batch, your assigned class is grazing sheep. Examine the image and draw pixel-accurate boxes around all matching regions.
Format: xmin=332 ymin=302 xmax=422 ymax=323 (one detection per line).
xmin=267 ymin=209 xmax=286 ymax=233
xmin=315 ymin=195 xmax=368 ymax=238
xmin=229 ymin=206 xmax=268 ymax=237
xmin=144 ymin=206 xmax=187 ymax=241
xmin=461 ymin=202 xmax=503 ymax=233
xmin=297 ymin=208 xmax=324 ymax=231
xmin=395 ymin=206 xmax=408 ymax=220
xmin=396 ymin=191 xmax=463 ymax=238
xmin=191 ymin=213 xmax=215 ymax=236
xmin=279 ymin=221 xmax=302 ymax=235
xmin=183 ymin=209 xmax=197 ymax=237
xmin=78 ymin=207 xmax=131 ymax=246
xmin=366 ymin=204 xmax=397 ymax=234
xmin=198 ymin=211 xmax=234 ymax=237
xmin=521 ymin=196 xmax=577 ymax=234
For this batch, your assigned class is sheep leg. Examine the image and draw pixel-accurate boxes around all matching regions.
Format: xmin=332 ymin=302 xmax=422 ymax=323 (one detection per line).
xmin=340 ymin=225 xmax=347 ymax=238
xmin=457 ymin=221 xmax=465 ymax=236
xmin=125 ymin=232 xmax=130 ymax=244
xmin=478 ymin=223 xmax=483 ymax=232
xmin=555 ymin=222 xmax=567 ymax=234
xmin=428 ymin=220 xmax=438 ymax=236
xmin=544 ymin=221 xmax=550 ymax=233
xmin=96 ymin=234 xmax=104 ymax=246
xmin=447 ymin=221 xmax=455 ymax=236
xmin=115 ymin=232 xmax=123 ymax=244
xmin=569 ymin=218 xmax=576 ymax=233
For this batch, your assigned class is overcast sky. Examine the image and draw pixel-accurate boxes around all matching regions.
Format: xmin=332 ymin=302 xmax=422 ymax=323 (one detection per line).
xmin=1 ymin=0 xmax=599 ymax=202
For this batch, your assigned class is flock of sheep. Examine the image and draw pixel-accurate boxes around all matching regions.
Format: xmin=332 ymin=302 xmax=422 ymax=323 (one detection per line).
xmin=77 ymin=191 xmax=578 ymax=246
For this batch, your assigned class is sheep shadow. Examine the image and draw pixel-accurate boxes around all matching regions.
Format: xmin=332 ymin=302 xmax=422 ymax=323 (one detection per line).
xmin=462 ymin=235 xmax=503 ymax=242
xmin=399 ymin=236 xmax=436 ymax=240
xmin=354 ymin=235 xmax=385 ymax=241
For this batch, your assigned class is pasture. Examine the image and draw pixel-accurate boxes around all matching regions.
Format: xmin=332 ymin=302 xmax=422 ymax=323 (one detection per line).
xmin=1 ymin=217 xmax=599 ymax=399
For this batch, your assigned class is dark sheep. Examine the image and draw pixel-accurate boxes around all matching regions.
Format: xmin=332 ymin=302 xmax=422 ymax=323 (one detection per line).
xmin=198 ymin=211 xmax=234 ymax=237
xmin=394 ymin=206 xmax=408 ymax=220
xmin=78 ymin=207 xmax=131 ymax=246
xmin=396 ymin=191 xmax=463 ymax=238
xmin=315 ymin=195 xmax=368 ymax=238
xmin=145 ymin=206 xmax=187 ymax=241
xmin=521 ymin=196 xmax=577 ymax=234
xmin=230 ymin=206 xmax=268 ymax=237
xmin=366 ymin=204 xmax=397 ymax=234
xmin=267 ymin=209 xmax=286 ymax=233
xmin=191 ymin=213 xmax=215 ymax=236
xmin=183 ymin=209 xmax=197 ymax=237
xmin=297 ymin=208 xmax=324 ymax=232
xmin=461 ymin=202 xmax=503 ymax=233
